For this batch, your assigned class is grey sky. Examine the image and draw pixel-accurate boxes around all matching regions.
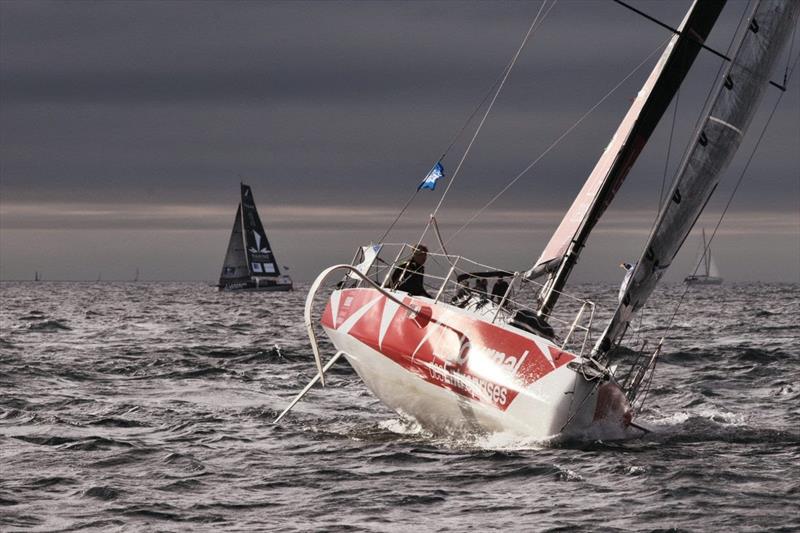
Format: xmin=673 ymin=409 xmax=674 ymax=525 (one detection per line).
xmin=1 ymin=0 xmax=798 ymax=282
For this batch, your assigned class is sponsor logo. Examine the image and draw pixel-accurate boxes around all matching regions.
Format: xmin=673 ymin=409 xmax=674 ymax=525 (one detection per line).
xmin=249 ymin=231 xmax=271 ymax=254
xmin=325 ymin=289 xmax=572 ymax=412
xmin=427 ymin=362 xmax=509 ymax=406
xmin=251 ymin=262 xmax=263 ymax=273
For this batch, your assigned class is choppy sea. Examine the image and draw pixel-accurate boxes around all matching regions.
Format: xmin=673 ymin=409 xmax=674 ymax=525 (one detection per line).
xmin=1 ymin=281 xmax=798 ymax=532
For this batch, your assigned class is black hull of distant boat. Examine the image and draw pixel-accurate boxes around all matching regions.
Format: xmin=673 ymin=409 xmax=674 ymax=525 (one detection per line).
xmin=218 ymin=279 xmax=293 ymax=292
xmin=684 ymin=276 xmax=723 ymax=286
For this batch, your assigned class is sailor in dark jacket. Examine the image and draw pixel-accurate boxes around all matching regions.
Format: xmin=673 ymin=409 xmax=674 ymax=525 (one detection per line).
xmin=390 ymin=245 xmax=431 ymax=298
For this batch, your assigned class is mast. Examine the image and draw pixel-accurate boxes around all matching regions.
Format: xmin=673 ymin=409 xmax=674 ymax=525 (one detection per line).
xmin=597 ymin=0 xmax=799 ymax=356
xmin=532 ymin=0 xmax=726 ymax=318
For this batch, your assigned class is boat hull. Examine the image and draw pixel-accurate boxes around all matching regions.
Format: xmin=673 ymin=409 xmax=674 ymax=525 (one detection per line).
xmin=219 ymin=278 xmax=293 ymax=292
xmin=684 ymin=275 xmax=723 ymax=285
xmin=321 ymin=288 xmax=631 ymax=440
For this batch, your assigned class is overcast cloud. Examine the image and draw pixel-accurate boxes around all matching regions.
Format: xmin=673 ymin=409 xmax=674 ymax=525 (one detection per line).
xmin=1 ymin=0 xmax=798 ymax=282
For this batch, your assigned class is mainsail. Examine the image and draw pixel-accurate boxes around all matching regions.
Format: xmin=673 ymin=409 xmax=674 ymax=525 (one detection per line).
xmin=530 ymin=0 xmax=726 ymax=316
xmin=219 ymin=204 xmax=250 ymax=285
xmin=240 ymin=183 xmax=282 ymax=277
xmin=597 ymin=0 xmax=799 ymax=354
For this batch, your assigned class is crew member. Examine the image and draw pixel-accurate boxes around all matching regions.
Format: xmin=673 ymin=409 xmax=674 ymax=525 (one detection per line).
xmin=390 ymin=245 xmax=431 ymax=298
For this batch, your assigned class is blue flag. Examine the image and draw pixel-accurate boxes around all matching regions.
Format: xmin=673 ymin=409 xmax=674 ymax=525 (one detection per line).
xmin=418 ymin=162 xmax=445 ymax=191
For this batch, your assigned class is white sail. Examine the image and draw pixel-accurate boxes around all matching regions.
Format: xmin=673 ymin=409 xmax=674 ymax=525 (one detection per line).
xmin=530 ymin=0 xmax=726 ymax=316
xmin=708 ymin=253 xmax=721 ymax=278
xmin=598 ymin=0 xmax=799 ymax=354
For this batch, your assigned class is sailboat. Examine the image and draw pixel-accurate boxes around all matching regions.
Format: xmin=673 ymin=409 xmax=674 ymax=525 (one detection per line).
xmin=34 ymin=271 xmax=41 ymax=282
xmin=684 ymin=228 xmax=723 ymax=285
xmin=277 ymin=1 xmax=798 ymax=440
xmin=218 ymin=183 xmax=293 ymax=292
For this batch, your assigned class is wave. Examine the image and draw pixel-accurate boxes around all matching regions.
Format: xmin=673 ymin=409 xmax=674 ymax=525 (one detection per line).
xmin=91 ymin=448 xmax=156 ymax=468
xmin=18 ymin=310 xmax=46 ymax=321
xmin=735 ymin=347 xmax=794 ymax=362
xmin=82 ymin=485 xmax=122 ymax=500
xmin=0 ymin=337 xmax=18 ymax=350
xmin=636 ymin=409 xmax=800 ymax=446
xmin=88 ymin=417 xmax=149 ymax=428
xmin=26 ymin=319 xmax=72 ymax=331
xmin=28 ymin=476 xmax=78 ymax=488
xmin=156 ymin=478 xmax=204 ymax=493
xmin=13 ymin=434 xmax=134 ymax=450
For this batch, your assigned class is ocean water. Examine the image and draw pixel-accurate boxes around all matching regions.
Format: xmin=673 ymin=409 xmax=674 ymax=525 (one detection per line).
xmin=1 ymin=281 xmax=798 ymax=532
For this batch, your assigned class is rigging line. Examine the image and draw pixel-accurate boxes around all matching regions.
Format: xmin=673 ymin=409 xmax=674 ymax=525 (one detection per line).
xmin=658 ymin=89 xmax=680 ymax=211
xmin=428 ymin=0 xmax=556 ymax=222
xmin=655 ymin=50 xmax=799 ymax=350
xmin=611 ymin=2 xmax=752 ymax=328
xmin=611 ymin=0 xmax=734 ymax=64
xmin=633 ymin=353 xmax=659 ymax=413
xmin=376 ymin=40 xmax=527 ymax=245
xmin=784 ymin=21 xmax=797 ymax=86
xmin=660 ymin=0 xmax=750 ymax=194
xmin=612 ymin=0 xmax=787 ymax=91
xmin=442 ymin=35 xmax=672 ymax=247
xmin=377 ymin=189 xmax=420 ymax=245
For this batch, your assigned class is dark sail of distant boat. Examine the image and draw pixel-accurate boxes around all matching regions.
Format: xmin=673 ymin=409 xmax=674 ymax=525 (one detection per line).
xmin=218 ymin=183 xmax=293 ymax=292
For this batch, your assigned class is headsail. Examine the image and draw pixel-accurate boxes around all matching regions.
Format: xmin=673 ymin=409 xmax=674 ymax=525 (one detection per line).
xmin=597 ymin=0 xmax=799 ymax=354
xmin=240 ymin=183 xmax=282 ymax=277
xmin=219 ymin=204 xmax=250 ymax=285
xmin=707 ymin=251 xmax=720 ymax=278
xmin=530 ymin=0 xmax=726 ymax=316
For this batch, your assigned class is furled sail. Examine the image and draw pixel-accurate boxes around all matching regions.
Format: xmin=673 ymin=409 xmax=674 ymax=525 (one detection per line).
xmin=597 ymin=0 xmax=800 ymax=354
xmin=530 ymin=0 xmax=726 ymax=316
xmin=219 ymin=205 xmax=250 ymax=285
xmin=240 ymin=183 xmax=282 ymax=277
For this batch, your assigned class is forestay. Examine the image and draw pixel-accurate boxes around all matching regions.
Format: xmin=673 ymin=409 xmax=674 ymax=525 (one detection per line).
xmin=531 ymin=0 xmax=726 ymax=317
xmin=597 ymin=0 xmax=800 ymax=354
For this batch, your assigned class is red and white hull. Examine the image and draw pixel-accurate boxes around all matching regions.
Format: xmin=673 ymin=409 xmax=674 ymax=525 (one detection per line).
xmin=320 ymin=288 xmax=631 ymax=441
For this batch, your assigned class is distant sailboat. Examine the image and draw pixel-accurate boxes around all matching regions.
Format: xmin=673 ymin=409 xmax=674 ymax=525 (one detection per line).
xmin=133 ymin=268 xmax=140 ymax=282
xmin=685 ymin=228 xmax=723 ymax=285
xmin=34 ymin=271 xmax=41 ymax=282
xmin=218 ymin=183 xmax=293 ymax=291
